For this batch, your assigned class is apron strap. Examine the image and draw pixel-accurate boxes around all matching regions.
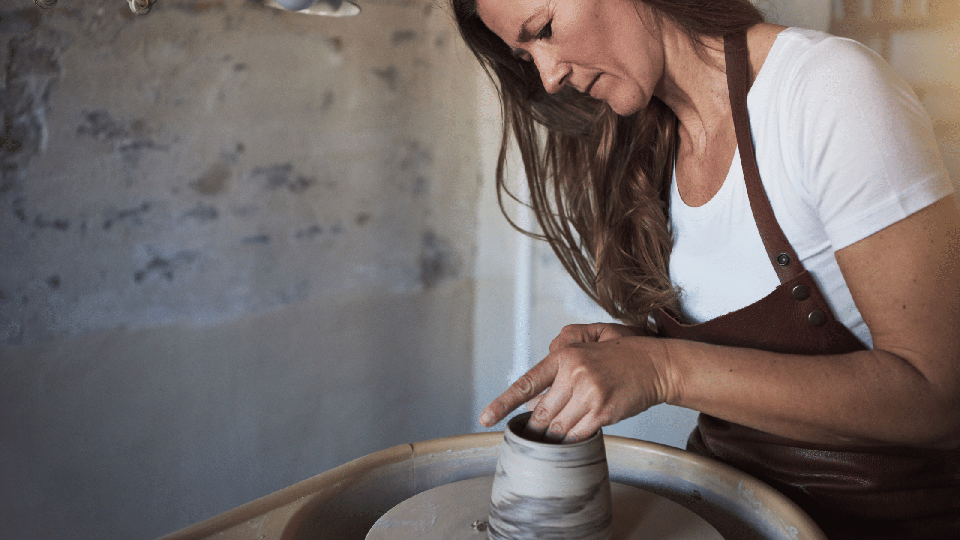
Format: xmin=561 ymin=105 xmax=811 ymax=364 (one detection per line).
xmin=724 ymin=31 xmax=803 ymax=284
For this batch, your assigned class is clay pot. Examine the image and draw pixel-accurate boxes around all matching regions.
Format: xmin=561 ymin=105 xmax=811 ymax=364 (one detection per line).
xmin=487 ymin=412 xmax=613 ymax=540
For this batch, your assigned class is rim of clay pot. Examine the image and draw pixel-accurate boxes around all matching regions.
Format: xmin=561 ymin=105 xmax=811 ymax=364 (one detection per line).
xmin=506 ymin=411 xmax=603 ymax=447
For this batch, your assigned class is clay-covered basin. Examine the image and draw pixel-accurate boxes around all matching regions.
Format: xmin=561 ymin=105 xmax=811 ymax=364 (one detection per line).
xmin=157 ymin=433 xmax=826 ymax=540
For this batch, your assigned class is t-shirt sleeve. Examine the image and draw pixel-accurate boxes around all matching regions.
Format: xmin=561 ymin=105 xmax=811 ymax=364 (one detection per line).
xmin=783 ymin=37 xmax=953 ymax=250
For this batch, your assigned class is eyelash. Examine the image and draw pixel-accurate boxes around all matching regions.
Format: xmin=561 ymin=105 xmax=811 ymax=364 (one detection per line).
xmin=536 ymin=21 xmax=553 ymax=40
xmin=514 ymin=20 xmax=553 ymax=63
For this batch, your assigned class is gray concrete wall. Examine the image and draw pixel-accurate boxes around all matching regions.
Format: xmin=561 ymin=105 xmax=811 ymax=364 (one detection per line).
xmin=0 ymin=1 xmax=480 ymax=538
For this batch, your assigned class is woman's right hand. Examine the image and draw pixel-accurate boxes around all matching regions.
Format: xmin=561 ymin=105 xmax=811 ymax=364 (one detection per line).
xmin=479 ymin=322 xmax=669 ymax=443
xmin=525 ymin=322 xmax=648 ymax=411
xmin=548 ymin=322 xmax=649 ymax=354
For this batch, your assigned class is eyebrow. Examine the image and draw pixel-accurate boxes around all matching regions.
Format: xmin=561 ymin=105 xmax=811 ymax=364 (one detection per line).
xmin=516 ymin=14 xmax=539 ymax=43
xmin=511 ymin=12 xmax=541 ymax=58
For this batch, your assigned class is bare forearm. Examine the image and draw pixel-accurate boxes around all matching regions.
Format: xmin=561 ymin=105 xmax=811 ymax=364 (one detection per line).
xmin=661 ymin=337 xmax=960 ymax=449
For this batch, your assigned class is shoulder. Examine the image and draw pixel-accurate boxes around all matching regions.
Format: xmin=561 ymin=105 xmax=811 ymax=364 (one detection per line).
xmin=760 ymin=27 xmax=904 ymax=97
xmin=751 ymin=29 xmax=951 ymax=252
xmin=752 ymin=27 xmax=928 ymax=140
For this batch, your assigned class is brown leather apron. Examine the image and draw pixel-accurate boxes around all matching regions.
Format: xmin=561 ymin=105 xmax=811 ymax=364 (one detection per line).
xmin=653 ymin=31 xmax=960 ymax=540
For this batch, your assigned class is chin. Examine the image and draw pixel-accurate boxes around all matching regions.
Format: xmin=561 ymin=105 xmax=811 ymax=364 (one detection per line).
xmin=608 ymin=100 xmax=644 ymax=117
xmin=605 ymin=93 xmax=647 ymax=117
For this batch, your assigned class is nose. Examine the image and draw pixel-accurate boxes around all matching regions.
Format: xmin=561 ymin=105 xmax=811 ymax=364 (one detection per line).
xmin=532 ymin=50 xmax=570 ymax=94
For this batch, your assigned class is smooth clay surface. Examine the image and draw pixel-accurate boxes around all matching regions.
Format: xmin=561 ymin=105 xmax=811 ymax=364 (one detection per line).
xmin=487 ymin=412 xmax=613 ymax=539
xmin=365 ymin=476 xmax=724 ymax=540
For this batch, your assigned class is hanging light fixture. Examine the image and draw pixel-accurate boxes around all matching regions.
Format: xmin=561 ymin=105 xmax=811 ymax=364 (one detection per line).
xmin=128 ymin=0 xmax=156 ymax=14
xmin=33 ymin=0 xmax=360 ymax=17
xmin=265 ymin=0 xmax=360 ymax=17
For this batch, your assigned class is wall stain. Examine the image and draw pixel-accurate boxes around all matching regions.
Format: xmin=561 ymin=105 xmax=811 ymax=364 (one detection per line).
xmin=252 ymin=163 xmax=314 ymax=193
xmin=231 ymin=204 xmax=258 ymax=217
xmin=33 ymin=214 xmax=70 ymax=231
xmin=179 ymin=202 xmax=218 ymax=223
xmin=224 ymin=142 xmax=245 ymax=162
xmin=165 ymin=0 xmax=226 ymax=13
xmin=2 ymin=36 xmax=61 ymax=186
xmin=0 ymin=9 xmax=42 ymax=35
xmin=398 ymin=140 xmax=432 ymax=170
xmin=10 ymin=198 xmax=71 ymax=231
xmin=372 ymin=65 xmax=399 ymax=91
xmin=103 ymin=202 xmax=152 ymax=230
xmin=77 ymin=110 xmax=126 ymax=141
xmin=294 ymin=224 xmax=323 ymax=240
xmin=392 ymin=30 xmax=417 ymax=45
xmin=419 ymin=230 xmax=462 ymax=288
xmin=78 ymin=3 xmax=134 ymax=45
xmin=12 ymin=198 xmax=27 ymax=222
xmin=46 ymin=275 xmax=61 ymax=290
xmin=355 ymin=213 xmax=370 ymax=226
xmin=133 ymin=251 xmax=198 ymax=283
xmin=320 ymin=91 xmax=335 ymax=113
xmin=190 ymin=162 xmax=231 ymax=195
xmin=8 ymin=34 xmax=59 ymax=78
xmin=76 ymin=110 xmax=166 ymax=164
xmin=241 ymin=234 xmax=271 ymax=245
xmin=390 ymin=140 xmax=432 ymax=196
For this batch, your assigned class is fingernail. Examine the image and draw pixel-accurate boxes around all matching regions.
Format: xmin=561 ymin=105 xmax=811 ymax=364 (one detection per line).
xmin=479 ymin=411 xmax=493 ymax=426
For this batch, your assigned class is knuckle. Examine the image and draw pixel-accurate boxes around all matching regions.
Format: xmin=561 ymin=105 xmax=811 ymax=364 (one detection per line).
xmin=514 ymin=374 xmax=537 ymax=399
xmin=596 ymin=410 xmax=616 ymax=426
xmin=532 ymin=403 xmax=551 ymax=420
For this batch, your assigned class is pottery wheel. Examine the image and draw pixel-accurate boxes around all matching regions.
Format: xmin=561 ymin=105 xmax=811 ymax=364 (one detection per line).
xmin=366 ymin=476 xmax=724 ymax=540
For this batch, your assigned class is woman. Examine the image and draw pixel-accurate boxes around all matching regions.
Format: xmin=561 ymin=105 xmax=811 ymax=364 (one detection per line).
xmin=454 ymin=0 xmax=960 ymax=538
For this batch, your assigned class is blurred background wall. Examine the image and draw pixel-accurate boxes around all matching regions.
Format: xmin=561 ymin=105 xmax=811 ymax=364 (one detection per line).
xmin=1 ymin=1 xmax=480 ymax=538
xmin=1 ymin=0 xmax=957 ymax=539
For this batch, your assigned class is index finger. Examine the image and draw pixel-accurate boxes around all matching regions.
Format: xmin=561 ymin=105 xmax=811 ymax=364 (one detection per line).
xmin=479 ymin=356 xmax=559 ymax=427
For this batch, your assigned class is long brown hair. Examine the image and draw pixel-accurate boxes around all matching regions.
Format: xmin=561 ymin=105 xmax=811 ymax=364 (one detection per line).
xmin=452 ymin=0 xmax=764 ymax=326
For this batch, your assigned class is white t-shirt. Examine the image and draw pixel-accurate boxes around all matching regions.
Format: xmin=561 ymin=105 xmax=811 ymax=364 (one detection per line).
xmin=668 ymin=27 xmax=953 ymax=349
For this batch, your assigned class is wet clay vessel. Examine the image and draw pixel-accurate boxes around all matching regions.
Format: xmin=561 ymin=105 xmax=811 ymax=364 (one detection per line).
xmin=487 ymin=412 xmax=613 ymax=540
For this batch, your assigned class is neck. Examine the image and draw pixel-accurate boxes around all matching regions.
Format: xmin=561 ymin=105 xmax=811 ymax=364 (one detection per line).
xmin=653 ymin=25 xmax=732 ymax=155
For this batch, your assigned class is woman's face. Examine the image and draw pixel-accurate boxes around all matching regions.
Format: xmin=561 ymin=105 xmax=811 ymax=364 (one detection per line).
xmin=475 ymin=0 xmax=663 ymax=116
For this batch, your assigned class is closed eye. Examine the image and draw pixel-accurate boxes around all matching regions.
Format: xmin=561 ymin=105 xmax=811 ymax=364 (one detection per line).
xmin=536 ymin=21 xmax=553 ymax=40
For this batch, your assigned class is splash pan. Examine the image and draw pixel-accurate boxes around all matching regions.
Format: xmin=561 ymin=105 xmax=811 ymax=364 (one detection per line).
xmin=157 ymin=433 xmax=826 ymax=540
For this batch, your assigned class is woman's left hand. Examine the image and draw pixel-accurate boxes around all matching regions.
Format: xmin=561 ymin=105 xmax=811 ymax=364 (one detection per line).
xmin=478 ymin=323 xmax=671 ymax=443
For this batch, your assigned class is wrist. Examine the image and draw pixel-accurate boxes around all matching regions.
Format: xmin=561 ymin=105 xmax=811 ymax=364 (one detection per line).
xmin=653 ymin=337 xmax=683 ymax=407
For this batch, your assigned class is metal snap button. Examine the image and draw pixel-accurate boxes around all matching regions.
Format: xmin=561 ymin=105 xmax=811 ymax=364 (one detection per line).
xmin=791 ymin=284 xmax=810 ymax=301
xmin=807 ymin=310 xmax=827 ymax=327
xmin=777 ymin=253 xmax=791 ymax=266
